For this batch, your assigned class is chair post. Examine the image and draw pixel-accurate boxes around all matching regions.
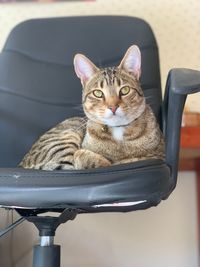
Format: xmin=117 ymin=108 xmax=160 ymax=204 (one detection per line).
xmin=33 ymin=239 xmax=60 ymax=267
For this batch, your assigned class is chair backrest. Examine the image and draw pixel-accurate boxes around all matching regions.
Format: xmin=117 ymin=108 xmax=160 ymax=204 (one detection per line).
xmin=0 ymin=16 xmax=162 ymax=167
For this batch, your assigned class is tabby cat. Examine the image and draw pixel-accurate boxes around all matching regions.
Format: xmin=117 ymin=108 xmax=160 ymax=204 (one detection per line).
xmin=19 ymin=45 xmax=164 ymax=170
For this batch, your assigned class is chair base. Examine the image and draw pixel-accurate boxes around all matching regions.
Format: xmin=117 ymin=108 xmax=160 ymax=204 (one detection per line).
xmin=33 ymin=244 xmax=60 ymax=267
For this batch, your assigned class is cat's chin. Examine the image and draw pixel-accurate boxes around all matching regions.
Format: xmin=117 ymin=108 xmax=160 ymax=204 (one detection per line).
xmin=101 ymin=116 xmax=134 ymax=127
xmin=85 ymin=112 xmax=135 ymax=127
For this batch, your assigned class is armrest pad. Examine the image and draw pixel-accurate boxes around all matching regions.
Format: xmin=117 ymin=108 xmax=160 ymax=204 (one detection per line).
xmin=168 ymin=68 xmax=200 ymax=95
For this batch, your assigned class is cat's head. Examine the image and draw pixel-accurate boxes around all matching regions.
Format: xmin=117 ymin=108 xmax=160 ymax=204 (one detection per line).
xmin=74 ymin=45 xmax=145 ymax=127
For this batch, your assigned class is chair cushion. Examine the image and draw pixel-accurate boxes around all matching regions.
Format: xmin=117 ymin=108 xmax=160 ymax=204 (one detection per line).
xmin=0 ymin=159 xmax=172 ymax=212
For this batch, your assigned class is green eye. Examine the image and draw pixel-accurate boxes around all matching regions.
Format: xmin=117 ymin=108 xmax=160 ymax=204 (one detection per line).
xmin=93 ymin=90 xmax=103 ymax=98
xmin=120 ymin=86 xmax=130 ymax=96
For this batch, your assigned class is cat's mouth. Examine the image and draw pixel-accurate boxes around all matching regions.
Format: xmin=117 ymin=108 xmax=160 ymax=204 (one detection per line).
xmin=85 ymin=109 xmax=134 ymax=127
xmin=99 ymin=107 xmax=132 ymax=127
xmin=101 ymin=115 xmax=134 ymax=127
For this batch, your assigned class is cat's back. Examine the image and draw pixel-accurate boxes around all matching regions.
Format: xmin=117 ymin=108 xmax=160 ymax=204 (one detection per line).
xmin=19 ymin=117 xmax=86 ymax=170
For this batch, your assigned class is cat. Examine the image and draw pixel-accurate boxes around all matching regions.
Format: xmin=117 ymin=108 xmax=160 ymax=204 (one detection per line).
xmin=19 ymin=45 xmax=164 ymax=170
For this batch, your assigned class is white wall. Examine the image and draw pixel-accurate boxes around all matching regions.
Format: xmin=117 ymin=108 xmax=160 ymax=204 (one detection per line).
xmin=0 ymin=1 xmax=199 ymax=266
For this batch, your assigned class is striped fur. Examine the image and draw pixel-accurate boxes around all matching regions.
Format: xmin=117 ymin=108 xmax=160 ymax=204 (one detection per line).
xmin=19 ymin=117 xmax=86 ymax=170
xmin=19 ymin=45 xmax=165 ymax=170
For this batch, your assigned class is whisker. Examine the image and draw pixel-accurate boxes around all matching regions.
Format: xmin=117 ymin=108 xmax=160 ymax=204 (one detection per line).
xmin=73 ymin=106 xmax=84 ymax=111
xmin=72 ymin=119 xmax=88 ymax=132
xmin=146 ymin=103 xmax=156 ymax=107
xmin=144 ymin=95 xmax=154 ymax=99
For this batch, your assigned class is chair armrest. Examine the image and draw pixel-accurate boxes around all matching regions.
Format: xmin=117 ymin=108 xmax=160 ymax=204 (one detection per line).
xmin=163 ymin=68 xmax=200 ymax=187
xmin=166 ymin=68 xmax=200 ymax=95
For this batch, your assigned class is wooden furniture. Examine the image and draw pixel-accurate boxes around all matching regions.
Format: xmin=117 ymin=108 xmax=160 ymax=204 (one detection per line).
xmin=179 ymin=124 xmax=200 ymax=243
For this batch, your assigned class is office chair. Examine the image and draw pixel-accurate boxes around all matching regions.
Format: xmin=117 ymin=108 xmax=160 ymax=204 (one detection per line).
xmin=0 ymin=16 xmax=199 ymax=267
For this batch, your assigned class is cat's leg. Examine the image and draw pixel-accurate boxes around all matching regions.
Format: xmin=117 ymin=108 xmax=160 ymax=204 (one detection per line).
xmin=60 ymin=164 xmax=75 ymax=170
xmin=34 ymin=161 xmax=60 ymax=171
xmin=114 ymin=154 xmax=164 ymax=165
xmin=113 ymin=157 xmax=149 ymax=165
xmin=38 ymin=161 xmax=75 ymax=170
xmin=74 ymin=149 xmax=111 ymax=169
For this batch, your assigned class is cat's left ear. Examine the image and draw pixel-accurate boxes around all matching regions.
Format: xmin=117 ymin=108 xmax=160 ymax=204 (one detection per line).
xmin=118 ymin=45 xmax=141 ymax=80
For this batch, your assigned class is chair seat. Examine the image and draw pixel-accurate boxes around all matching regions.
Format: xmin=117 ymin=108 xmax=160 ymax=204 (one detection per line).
xmin=0 ymin=159 xmax=172 ymax=213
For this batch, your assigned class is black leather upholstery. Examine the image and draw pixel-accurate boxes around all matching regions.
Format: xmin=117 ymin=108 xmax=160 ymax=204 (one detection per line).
xmin=0 ymin=160 xmax=170 ymax=211
xmin=0 ymin=16 xmax=162 ymax=167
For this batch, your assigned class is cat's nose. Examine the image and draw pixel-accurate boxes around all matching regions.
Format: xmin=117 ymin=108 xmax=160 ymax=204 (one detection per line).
xmin=108 ymin=105 xmax=119 ymax=114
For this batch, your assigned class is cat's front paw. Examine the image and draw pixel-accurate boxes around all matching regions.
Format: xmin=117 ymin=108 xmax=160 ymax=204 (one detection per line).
xmin=74 ymin=149 xmax=111 ymax=169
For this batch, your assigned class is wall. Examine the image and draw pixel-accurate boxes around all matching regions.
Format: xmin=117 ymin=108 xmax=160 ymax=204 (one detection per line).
xmin=0 ymin=0 xmax=200 ymax=111
xmin=0 ymin=1 xmax=199 ymax=266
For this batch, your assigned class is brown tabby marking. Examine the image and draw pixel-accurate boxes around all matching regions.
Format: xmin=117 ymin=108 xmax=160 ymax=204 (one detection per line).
xmin=19 ymin=117 xmax=86 ymax=170
xmin=19 ymin=45 xmax=164 ymax=170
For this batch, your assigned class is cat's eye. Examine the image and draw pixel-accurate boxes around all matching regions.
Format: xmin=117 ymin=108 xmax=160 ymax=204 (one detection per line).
xmin=93 ymin=90 xmax=104 ymax=98
xmin=120 ymin=86 xmax=130 ymax=96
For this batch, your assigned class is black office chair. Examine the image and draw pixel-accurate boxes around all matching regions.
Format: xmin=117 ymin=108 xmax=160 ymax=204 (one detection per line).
xmin=0 ymin=16 xmax=200 ymax=267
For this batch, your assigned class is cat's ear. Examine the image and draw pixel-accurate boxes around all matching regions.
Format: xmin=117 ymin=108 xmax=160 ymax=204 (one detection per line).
xmin=118 ymin=45 xmax=141 ymax=80
xmin=74 ymin=54 xmax=99 ymax=85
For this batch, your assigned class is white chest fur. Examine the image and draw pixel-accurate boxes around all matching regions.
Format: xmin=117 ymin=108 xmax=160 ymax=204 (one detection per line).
xmin=111 ymin=127 xmax=125 ymax=142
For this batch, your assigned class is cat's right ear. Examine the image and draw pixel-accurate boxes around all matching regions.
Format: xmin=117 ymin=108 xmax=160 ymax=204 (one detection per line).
xmin=74 ymin=54 xmax=99 ymax=86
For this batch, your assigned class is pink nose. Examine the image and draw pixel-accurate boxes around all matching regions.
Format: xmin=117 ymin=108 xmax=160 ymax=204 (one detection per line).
xmin=108 ymin=105 xmax=119 ymax=114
